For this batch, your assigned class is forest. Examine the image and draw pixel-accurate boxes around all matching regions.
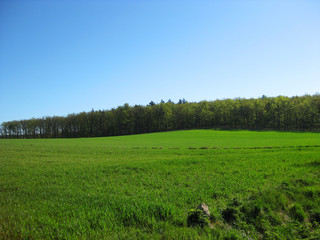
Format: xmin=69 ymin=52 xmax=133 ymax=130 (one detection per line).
xmin=1 ymin=94 xmax=320 ymax=138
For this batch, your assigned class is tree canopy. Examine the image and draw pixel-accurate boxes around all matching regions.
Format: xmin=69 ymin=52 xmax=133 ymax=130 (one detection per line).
xmin=1 ymin=95 xmax=319 ymax=138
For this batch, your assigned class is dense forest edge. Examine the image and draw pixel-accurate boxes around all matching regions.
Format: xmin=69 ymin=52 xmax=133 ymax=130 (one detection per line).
xmin=1 ymin=94 xmax=320 ymax=138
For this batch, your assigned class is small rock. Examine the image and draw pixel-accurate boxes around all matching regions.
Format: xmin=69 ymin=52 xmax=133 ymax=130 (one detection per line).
xmin=187 ymin=203 xmax=212 ymax=228
xmin=197 ymin=203 xmax=210 ymax=218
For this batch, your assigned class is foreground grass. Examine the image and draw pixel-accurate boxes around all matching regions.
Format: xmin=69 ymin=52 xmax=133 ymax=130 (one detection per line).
xmin=0 ymin=130 xmax=319 ymax=239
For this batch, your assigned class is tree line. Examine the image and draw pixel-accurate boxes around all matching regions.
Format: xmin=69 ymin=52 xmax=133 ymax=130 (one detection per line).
xmin=1 ymin=95 xmax=320 ymax=138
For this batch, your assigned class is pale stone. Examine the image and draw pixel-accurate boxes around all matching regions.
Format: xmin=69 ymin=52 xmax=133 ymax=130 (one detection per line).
xmin=197 ymin=203 xmax=210 ymax=218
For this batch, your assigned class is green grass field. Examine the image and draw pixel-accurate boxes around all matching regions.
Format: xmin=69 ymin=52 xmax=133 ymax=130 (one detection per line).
xmin=1 ymin=130 xmax=320 ymax=239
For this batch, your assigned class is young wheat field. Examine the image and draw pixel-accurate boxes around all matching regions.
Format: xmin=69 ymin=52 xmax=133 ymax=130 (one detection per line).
xmin=0 ymin=130 xmax=319 ymax=239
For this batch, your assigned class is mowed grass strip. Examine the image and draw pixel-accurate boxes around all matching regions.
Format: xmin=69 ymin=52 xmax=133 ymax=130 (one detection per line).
xmin=0 ymin=130 xmax=319 ymax=239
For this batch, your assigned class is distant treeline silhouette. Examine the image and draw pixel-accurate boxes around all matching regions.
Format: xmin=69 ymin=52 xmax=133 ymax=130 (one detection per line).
xmin=1 ymin=95 xmax=320 ymax=138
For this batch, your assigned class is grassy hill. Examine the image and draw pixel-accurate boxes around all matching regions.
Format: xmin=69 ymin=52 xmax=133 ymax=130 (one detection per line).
xmin=1 ymin=130 xmax=320 ymax=239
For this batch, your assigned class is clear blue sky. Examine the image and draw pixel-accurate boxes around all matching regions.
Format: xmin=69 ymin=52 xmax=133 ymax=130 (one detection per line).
xmin=0 ymin=0 xmax=319 ymax=123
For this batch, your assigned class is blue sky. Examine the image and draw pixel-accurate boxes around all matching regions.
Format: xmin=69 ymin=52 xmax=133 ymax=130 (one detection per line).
xmin=0 ymin=0 xmax=319 ymax=123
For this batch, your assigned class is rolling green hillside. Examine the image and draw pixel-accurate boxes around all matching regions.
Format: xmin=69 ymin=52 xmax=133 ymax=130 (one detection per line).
xmin=1 ymin=130 xmax=320 ymax=239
